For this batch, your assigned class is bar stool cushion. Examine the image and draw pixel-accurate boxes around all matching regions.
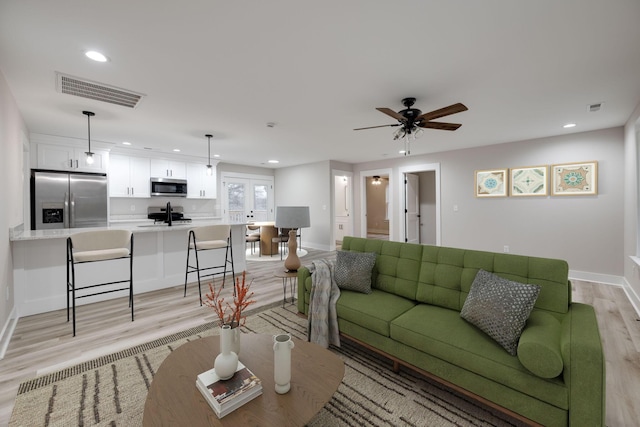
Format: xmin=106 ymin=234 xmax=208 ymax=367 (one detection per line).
xmin=71 ymin=230 xmax=132 ymax=262
xmin=74 ymin=248 xmax=131 ymax=263
xmin=189 ymin=225 xmax=231 ymax=250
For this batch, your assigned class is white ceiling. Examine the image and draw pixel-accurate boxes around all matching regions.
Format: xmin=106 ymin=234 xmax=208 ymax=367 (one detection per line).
xmin=1 ymin=1 xmax=639 ymax=168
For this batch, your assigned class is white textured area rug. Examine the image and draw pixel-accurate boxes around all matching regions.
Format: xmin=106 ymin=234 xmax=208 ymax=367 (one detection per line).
xmin=10 ymin=306 xmax=527 ymax=427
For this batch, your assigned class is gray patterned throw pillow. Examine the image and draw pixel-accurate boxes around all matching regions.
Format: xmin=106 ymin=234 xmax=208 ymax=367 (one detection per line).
xmin=460 ymin=269 xmax=541 ymax=356
xmin=334 ymin=251 xmax=377 ymax=294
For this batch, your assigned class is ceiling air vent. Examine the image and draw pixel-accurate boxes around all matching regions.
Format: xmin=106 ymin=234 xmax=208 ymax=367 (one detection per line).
xmin=56 ymin=72 xmax=145 ymax=108
xmin=588 ymin=102 xmax=603 ymax=112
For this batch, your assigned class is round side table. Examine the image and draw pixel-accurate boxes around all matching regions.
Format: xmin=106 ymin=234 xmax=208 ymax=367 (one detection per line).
xmin=273 ymin=270 xmax=298 ymax=307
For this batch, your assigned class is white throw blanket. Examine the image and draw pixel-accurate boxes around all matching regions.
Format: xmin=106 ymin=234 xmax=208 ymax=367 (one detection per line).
xmin=307 ymin=258 xmax=341 ymax=348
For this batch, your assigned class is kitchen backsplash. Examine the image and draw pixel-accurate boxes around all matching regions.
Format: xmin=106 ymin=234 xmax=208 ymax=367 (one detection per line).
xmin=109 ymin=197 xmax=220 ymax=221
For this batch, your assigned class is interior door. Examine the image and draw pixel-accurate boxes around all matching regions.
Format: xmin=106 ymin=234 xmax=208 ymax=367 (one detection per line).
xmin=405 ymin=173 xmax=420 ymax=244
xmin=223 ymin=176 xmax=273 ymax=223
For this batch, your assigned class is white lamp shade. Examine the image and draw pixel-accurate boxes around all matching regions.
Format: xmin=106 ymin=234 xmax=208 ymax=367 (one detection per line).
xmin=275 ymin=206 xmax=310 ymax=228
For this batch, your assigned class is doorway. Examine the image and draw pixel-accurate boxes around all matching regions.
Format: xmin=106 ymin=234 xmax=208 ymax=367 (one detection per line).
xmin=360 ymin=168 xmax=393 ymax=241
xmin=221 ymin=172 xmax=274 ymax=223
xmin=399 ymin=164 xmax=440 ymax=246
xmin=332 ymin=170 xmax=353 ymax=249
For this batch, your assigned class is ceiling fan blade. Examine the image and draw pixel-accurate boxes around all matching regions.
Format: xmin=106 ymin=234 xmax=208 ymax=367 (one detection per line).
xmin=417 ymin=103 xmax=468 ymax=121
xmin=418 ymin=121 xmax=462 ymax=131
xmin=376 ymin=107 xmax=407 ymax=122
xmin=353 ymin=123 xmax=401 ymax=131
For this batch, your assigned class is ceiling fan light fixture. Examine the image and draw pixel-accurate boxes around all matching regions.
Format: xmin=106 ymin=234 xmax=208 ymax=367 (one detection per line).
xmin=393 ymin=128 xmax=405 ymax=140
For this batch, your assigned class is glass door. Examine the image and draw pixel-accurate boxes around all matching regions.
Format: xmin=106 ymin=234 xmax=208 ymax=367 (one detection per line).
xmin=222 ymin=174 xmax=274 ymax=223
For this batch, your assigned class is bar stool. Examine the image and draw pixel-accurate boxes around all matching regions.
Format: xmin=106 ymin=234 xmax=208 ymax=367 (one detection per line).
xmin=66 ymin=230 xmax=134 ymax=337
xmin=184 ymin=224 xmax=235 ymax=305
xmin=246 ymin=224 xmax=261 ymax=256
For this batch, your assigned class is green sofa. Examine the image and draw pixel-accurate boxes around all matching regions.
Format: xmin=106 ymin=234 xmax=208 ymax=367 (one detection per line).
xmin=297 ymin=236 xmax=605 ymax=427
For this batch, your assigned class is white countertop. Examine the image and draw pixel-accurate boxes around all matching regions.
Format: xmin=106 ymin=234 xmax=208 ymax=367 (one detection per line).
xmin=9 ymin=219 xmax=245 ymax=242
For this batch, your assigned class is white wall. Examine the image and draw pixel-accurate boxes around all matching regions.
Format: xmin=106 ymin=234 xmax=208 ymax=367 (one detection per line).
xmin=353 ymin=127 xmax=625 ymax=281
xmin=275 ymin=160 xmax=332 ymax=251
xmin=0 ymin=69 xmax=29 ymax=351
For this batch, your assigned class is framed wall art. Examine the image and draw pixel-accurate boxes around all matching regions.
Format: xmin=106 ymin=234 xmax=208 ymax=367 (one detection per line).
xmin=551 ymin=161 xmax=598 ymax=196
xmin=510 ymin=165 xmax=548 ymax=196
xmin=475 ymin=169 xmax=508 ymax=197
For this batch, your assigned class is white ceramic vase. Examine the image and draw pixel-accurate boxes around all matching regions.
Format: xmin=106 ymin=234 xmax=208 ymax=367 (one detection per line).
xmin=230 ymin=325 xmax=241 ymax=356
xmin=273 ymin=333 xmax=295 ymax=394
xmin=214 ymin=324 xmax=239 ymax=380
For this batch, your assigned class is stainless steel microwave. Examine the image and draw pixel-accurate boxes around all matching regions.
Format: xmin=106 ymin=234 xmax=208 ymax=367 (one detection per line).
xmin=150 ymin=177 xmax=188 ymax=197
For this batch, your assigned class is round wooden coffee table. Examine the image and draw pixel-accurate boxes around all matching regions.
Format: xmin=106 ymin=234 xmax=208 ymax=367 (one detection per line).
xmin=143 ymin=333 xmax=345 ymax=426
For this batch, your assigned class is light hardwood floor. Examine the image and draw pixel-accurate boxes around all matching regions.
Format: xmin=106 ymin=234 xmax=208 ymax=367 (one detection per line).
xmin=1 ymin=249 xmax=638 ymax=426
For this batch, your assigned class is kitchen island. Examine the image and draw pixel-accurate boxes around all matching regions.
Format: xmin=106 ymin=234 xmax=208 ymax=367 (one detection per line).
xmin=9 ymin=221 xmax=247 ymax=317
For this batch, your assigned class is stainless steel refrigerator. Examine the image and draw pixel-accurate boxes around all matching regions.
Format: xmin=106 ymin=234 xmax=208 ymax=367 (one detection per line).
xmin=31 ymin=170 xmax=108 ymax=230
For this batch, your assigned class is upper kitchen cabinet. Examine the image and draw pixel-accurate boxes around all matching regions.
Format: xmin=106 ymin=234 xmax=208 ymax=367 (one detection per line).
xmin=187 ymin=162 xmax=217 ymax=199
xmin=109 ymin=154 xmax=150 ymax=198
xmin=36 ymin=143 xmax=108 ymax=173
xmin=150 ymin=159 xmax=186 ymax=179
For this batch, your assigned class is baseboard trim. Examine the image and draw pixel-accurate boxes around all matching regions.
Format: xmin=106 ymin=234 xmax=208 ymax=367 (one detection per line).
xmin=622 ymin=278 xmax=640 ymax=319
xmin=568 ymin=270 xmax=624 ymax=286
xmin=568 ymin=270 xmax=640 ymax=318
xmin=0 ymin=306 xmax=18 ymax=360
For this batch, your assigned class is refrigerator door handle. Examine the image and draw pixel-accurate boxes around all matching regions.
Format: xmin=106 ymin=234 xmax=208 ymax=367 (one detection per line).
xmin=70 ymin=193 xmax=76 ymax=228
xmin=64 ymin=192 xmax=70 ymax=228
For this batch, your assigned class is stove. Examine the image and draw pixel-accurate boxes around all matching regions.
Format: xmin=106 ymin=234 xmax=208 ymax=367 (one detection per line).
xmin=147 ymin=206 xmax=192 ymax=224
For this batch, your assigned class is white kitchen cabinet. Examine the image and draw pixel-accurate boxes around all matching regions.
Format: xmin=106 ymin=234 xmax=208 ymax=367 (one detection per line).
xmin=109 ymin=154 xmax=150 ymax=197
xmin=186 ymin=162 xmax=217 ymax=199
xmin=150 ymin=159 xmax=186 ymax=179
xmin=36 ymin=143 xmax=108 ymax=173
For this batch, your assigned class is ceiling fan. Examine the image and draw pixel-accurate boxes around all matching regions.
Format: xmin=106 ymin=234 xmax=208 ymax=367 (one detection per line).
xmin=354 ymin=98 xmax=468 ymax=150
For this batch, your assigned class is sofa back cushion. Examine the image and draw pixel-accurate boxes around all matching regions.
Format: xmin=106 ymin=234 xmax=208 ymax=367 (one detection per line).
xmin=342 ymin=237 xmax=423 ymax=300
xmin=417 ymin=245 xmax=570 ymax=314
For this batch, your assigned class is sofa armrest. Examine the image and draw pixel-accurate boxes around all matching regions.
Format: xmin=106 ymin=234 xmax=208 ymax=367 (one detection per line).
xmin=561 ymin=302 xmax=605 ymax=427
xmin=297 ymin=266 xmax=312 ymax=314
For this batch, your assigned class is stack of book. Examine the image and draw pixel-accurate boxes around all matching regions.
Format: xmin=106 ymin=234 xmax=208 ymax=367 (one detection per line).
xmin=196 ymin=361 xmax=263 ymax=418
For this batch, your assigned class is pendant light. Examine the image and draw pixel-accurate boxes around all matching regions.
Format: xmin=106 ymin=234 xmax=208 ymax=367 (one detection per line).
xmin=83 ymin=111 xmax=95 ymax=164
xmin=205 ymin=134 xmax=213 ymax=176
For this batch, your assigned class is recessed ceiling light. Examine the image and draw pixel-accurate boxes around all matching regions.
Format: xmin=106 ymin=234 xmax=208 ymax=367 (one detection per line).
xmin=213 ymin=154 xmax=220 ymax=158
xmin=173 ymin=148 xmax=181 ymax=152
xmin=399 ymin=150 xmax=407 ymax=154
xmin=85 ymin=50 xmax=108 ymax=62
xmin=268 ymin=159 xmax=279 ymax=164
xmin=563 ymin=123 xmax=577 ymax=129
xmin=122 ymin=141 xmax=131 ymax=145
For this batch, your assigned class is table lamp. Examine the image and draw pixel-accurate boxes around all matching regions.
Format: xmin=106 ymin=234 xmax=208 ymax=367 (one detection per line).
xmin=275 ymin=206 xmax=310 ymax=272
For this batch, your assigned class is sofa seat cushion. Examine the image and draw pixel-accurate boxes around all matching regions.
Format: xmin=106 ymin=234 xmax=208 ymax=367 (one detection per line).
xmin=337 ymin=289 xmax=416 ymax=337
xmin=390 ymin=304 xmax=568 ymax=409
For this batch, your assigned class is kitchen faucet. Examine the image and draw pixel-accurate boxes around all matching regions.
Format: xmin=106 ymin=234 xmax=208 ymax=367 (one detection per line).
xmin=166 ymin=201 xmax=172 ymax=226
